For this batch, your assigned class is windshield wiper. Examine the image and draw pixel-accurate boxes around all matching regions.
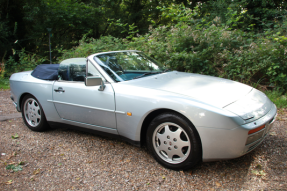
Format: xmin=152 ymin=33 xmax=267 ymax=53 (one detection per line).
xmin=133 ymin=72 xmax=160 ymax=79
xmin=161 ymin=68 xmax=170 ymax=73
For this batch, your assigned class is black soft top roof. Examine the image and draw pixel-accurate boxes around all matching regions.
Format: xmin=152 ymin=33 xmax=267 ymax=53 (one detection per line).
xmin=31 ymin=64 xmax=59 ymax=80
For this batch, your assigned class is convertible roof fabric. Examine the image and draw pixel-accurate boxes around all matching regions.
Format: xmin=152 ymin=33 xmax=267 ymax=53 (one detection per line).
xmin=31 ymin=64 xmax=59 ymax=80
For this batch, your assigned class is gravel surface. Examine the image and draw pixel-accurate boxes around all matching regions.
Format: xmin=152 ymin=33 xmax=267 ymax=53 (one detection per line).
xmin=0 ymin=90 xmax=286 ymax=190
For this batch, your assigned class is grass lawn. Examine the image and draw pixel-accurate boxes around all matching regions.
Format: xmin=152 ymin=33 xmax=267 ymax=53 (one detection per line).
xmin=0 ymin=78 xmax=10 ymax=90
xmin=265 ymin=90 xmax=287 ymax=108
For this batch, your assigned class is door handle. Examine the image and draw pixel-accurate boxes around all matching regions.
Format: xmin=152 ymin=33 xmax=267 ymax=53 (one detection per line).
xmin=54 ymin=87 xmax=65 ymax=92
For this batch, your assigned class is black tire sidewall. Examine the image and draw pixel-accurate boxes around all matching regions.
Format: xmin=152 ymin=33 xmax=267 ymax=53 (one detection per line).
xmin=146 ymin=112 xmax=201 ymax=170
xmin=21 ymin=95 xmax=48 ymax=132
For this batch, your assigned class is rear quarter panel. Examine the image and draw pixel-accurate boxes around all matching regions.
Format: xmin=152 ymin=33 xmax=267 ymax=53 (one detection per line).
xmin=9 ymin=71 xmax=59 ymax=121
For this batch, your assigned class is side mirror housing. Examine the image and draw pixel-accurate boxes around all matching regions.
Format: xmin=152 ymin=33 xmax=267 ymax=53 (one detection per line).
xmin=85 ymin=76 xmax=106 ymax=91
xmin=85 ymin=76 xmax=102 ymax=86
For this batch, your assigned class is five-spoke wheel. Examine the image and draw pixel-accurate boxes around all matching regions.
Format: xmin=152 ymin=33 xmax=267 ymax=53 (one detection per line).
xmin=147 ymin=112 xmax=201 ymax=170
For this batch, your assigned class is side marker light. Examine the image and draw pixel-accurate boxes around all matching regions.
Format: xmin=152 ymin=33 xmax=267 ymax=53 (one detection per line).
xmin=127 ymin=112 xmax=132 ymax=116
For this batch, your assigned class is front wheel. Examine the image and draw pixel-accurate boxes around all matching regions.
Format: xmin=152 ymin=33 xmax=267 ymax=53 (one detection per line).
xmin=146 ymin=112 xmax=201 ymax=170
xmin=21 ymin=95 xmax=49 ymax=132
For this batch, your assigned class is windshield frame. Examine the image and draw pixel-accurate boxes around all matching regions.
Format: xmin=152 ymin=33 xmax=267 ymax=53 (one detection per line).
xmin=91 ymin=50 xmax=164 ymax=82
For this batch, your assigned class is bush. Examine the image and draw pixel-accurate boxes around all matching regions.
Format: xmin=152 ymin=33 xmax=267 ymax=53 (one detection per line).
xmin=4 ymin=49 xmax=47 ymax=77
xmin=2 ymin=3 xmax=280 ymax=92
xmin=58 ymin=17 xmax=287 ymax=91
xmin=0 ymin=78 xmax=9 ymax=89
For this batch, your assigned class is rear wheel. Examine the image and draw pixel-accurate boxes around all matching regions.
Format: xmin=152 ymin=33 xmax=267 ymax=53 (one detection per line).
xmin=146 ymin=112 xmax=201 ymax=170
xmin=21 ymin=95 xmax=49 ymax=132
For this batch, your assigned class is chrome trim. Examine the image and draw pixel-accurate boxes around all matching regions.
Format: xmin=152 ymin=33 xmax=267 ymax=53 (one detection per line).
xmin=61 ymin=118 xmax=116 ymax=130
xmin=10 ymin=95 xmax=18 ymax=109
xmin=87 ymin=57 xmax=115 ymax=83
xmin=12 ymin=101 xmax=17 ymax=108
xmin=115 ymin=111 xmax=126 ymax=115
xmin=48 ymin=100 xmax=115 ymax=113
xmin=98 ymin=80 xmax=106 ymax=91
xmin=91 ymin=50 xmax=139 ymax=57
xmin=57 ymin=80 xmax=84 ymax=83
xmin=87 ymin=50 xmax=140 ymax=84
xmin=47 ymin=100 xmax=126 ymax=114
xmin=269 ymin=113 xmax=277 ymax=124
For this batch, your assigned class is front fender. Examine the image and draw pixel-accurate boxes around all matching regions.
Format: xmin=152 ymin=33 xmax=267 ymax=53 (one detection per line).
xmin=112 ymin=84 xmax=244 ymax=142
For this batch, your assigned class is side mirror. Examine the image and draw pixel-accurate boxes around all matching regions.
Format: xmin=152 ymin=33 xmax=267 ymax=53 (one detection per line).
xmin=85 ymin=76 xmax=106 ymax=91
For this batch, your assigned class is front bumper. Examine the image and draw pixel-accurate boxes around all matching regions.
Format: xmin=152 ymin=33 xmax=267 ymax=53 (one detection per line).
xmin=201 ymin=103 xmax=277 ymax=162
xmin=10 ymin=95 xmax=20 ymax=112
xmin=242 ymin=104 xmax=277 ymax=154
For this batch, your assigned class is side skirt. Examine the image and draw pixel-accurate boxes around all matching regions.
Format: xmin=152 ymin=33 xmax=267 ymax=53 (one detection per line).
xmin=48 ymin=121 xmax=141 ymax=147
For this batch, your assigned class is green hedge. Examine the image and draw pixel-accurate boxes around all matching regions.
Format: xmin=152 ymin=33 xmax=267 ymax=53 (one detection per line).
xmin=57 ymin=19 xmax=287 ymax=91
xmin=3 ymin=4 xmax=287 ymax=91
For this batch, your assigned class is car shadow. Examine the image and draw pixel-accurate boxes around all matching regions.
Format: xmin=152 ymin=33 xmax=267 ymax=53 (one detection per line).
xmin=41 ymin=120 xmax=286 ymax=190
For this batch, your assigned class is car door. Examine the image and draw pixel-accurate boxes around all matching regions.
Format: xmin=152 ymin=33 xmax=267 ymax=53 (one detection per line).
xmin=52 ymin=59 xmax=116 ymax=129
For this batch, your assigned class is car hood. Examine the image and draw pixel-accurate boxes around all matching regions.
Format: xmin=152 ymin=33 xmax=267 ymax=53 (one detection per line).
xmin=124 ymin=71 xmax=253 ymax=108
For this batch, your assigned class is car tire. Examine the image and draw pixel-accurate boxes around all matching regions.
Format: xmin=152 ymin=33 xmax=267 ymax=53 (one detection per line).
xmin=146 ymin=112 xmax=201 ymax=170
xmin=21 ymin=95 xmax=49 ymax=132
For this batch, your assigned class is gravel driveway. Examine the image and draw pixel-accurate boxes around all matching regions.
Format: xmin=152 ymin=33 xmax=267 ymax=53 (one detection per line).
xmin=0 ymin=90 xmax=286 ymax=190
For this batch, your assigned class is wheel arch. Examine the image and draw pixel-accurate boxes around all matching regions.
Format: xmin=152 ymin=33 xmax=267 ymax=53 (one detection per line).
xmin=140 ymin=108 xmax=202 ymax=159
xmin=18 ymin=93 xmax=35 ymax=111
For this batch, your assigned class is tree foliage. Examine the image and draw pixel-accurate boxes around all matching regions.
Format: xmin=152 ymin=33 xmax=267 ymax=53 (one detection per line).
xmin=1 ymin=0 xmax=287 ymax=90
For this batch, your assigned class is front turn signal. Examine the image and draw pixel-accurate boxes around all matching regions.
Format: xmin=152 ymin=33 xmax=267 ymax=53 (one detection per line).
xmin=248 ymin=124 xmax=265 ymax=135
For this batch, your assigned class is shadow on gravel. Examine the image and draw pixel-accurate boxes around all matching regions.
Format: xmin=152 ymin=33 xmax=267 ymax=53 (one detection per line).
xmin=43 ymin=124 xmax=257 ymax=188
xmin=3 ymin=118 xmax=281 ymax=190
xmin=264 ymin=122 xmax=287 ymax=189
xmin=193 ymin=154 xmax=254 ymax=184
xmin=1 ymin=118 xmax=286 ymax=190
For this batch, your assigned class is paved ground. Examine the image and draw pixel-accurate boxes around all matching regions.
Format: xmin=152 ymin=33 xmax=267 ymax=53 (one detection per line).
xmin=0 ymin=90 xmax=286 ymax=190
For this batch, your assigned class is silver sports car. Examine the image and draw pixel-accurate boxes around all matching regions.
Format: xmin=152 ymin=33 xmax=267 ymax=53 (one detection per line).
xmin=9 ymin=50 xmax=277 ymax=170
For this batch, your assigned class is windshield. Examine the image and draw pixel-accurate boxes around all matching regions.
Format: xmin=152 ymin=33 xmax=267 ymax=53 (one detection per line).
xmin=94 ymin=51 xmax=164 ymax=82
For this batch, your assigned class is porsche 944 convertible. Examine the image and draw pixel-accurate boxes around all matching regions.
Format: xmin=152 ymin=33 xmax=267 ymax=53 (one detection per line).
xmin=9 ymin=50 xmax=277 ymax=170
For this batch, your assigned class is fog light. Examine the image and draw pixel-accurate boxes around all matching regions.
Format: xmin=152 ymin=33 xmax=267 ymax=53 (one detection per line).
xmin=246 ymin=130 xmax=265 ymax=145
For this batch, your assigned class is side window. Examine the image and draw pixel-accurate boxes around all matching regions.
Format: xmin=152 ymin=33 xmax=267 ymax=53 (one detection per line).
xmin=70 ymin=64 xmax=86 ymax=81
xmin=87 ymin=61 xmax=106 ymax=81
xmin=58 ymin=58 xmax=86 ymax=82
